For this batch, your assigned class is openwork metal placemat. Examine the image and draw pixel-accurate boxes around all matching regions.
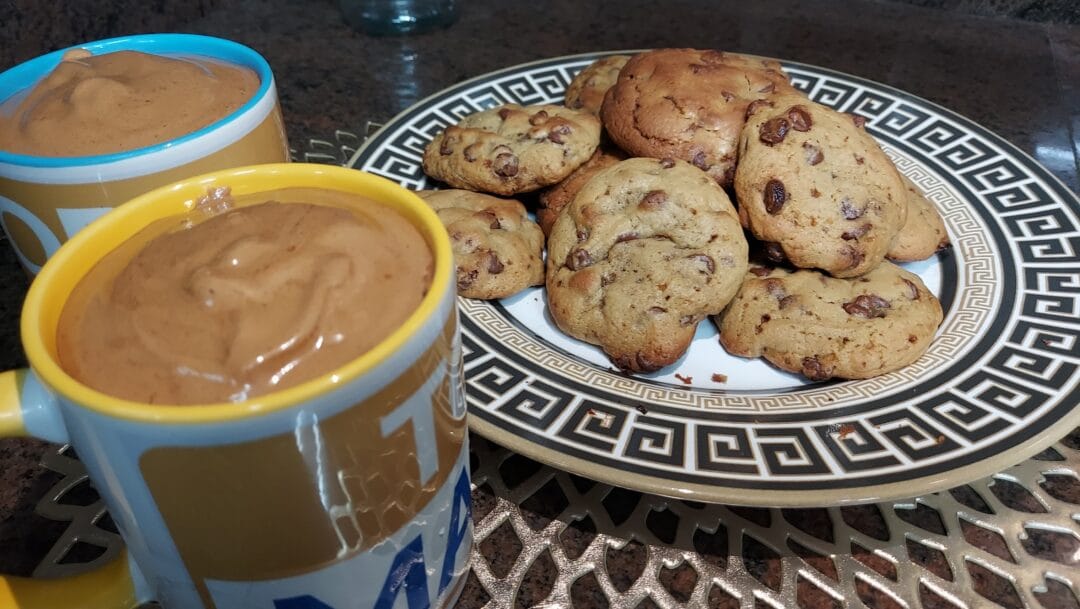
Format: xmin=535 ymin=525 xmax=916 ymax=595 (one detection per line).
xmin=31 ymin=430 xmax=1080 ymax=608
xmin=24 ymin=133 xmax=1080 ymax=608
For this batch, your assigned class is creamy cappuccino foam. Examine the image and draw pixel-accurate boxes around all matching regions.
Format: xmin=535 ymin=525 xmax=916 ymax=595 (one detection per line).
xmin=0 ymin=49 xmax=258 ymax=157
xmin=57 ymin=188 xmax=434 ymax=405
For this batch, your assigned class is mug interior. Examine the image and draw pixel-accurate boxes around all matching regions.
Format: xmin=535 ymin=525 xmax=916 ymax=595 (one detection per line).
xmin=21 ymin=163 xmax=454 ymax=423
xmin=0 ymin=33 xmax=275 ymax=167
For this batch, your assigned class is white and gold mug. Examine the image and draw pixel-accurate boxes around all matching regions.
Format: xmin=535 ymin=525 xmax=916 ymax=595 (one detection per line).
xmin=0 ymin=164 xmax=471 ymax=609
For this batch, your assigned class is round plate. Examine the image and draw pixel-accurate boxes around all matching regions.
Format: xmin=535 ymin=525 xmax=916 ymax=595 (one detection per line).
xmin=348 ymin=51 xmax=1080 ymax=506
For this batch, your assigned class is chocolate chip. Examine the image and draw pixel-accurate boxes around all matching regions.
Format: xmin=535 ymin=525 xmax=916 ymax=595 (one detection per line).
xmin=788 ymin=106 xmax=812 ymax=131
xmin=755 ymin=313 xmax=772 ymax=334
xmin=487 ymin=253 xmax=505 ymax=274
xmin=439 ymin=136 xmax=456 ymax=156
xmin=498 ymin=107 xmax=513 ymax=120
xmin=620 ymin=352 xmax=662 ymax=373
xmin=528 ymin=110 xmax=549 ymax=125
xmin=843 ymin=294 xmax=891 ymax=318
xmin=848 ymin=113 xmax=867 ymax=129
xmin=478 ymin=210 xmax=500 ymax=229
xmin=659 ymin=157 xmax=676 ymax=168
xmin=463 ymin=142 xmax=483 ymax=162
xmin=639 ymin=190 xmax=668 ymax=211
xmin=616 ymin=232 xmax=639 ymax=243
xmin=762 ymin=242 xmax=787 ymax=264
xmin=648 ymin=306 xmax=667 ymax=315
xmin=908 ymin=335 xmax=918 ymax=343
xmin=801 ymin=356 xmax=834 ymax=381
xmin=601 ymin=272 xmax=616 ymax=286
xmin=903 ymin=278 xmax=920 ymax=300
xmin=764 ymin=278 xmax=786 ymax=300
xmin=841 ymin=224 xmax=871 ymax=240
xmin=749 ymin=266 xmax=773 ymax=277
xmin=764 ymin=179 xmax=787 ymax=214
xmin=745 ymin=99 xmax=775 ymax=120
xmin=802 ymin=142 xmax=823 ymax=165
xmin=757 ymin=82 xmax=776 ymax=94
xmin=689 ymin=254 xmax=715 ymax=274
xmin=840 ymin=198 xmax=864 ymax=220
xmin=680 ymin=314 xmax=700 ymax=326
xmin=810 ymin=187 xmax=821 ymax=198
xmin=548 ymin=124 xmax=572 ymax=144
xmin=845 ymin=246 xmax=866 ymax=270
xmin=493 ymin=152 xmax=519 ymax=177
xmin=759 ymin=118 xmax=790 ymax=145
xmin=457 ymin=269 xmax=478 ymax=290
xmin=779 ymin=295 xmax=798 ymax=309
xmin=853 ymin=153 xmax=865 ymax=165
xmin=690 ymin=150 xmax=708 ymax=170
xmin=566 ymin=248 xmax=593 ymax=270
xmin=576 ymin=228 xmax=589 ymax=242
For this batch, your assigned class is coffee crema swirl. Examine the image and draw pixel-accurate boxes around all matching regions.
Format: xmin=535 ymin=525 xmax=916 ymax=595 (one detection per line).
xmin=0 ymin=49 xmax=258 ymax=157
xmin=57 ymin=191 xmax=434 ymax=405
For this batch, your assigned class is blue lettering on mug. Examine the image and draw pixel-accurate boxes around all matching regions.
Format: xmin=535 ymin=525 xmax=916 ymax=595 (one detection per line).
xmin=273 ymin=596 xmax=333 ymax=609
xmin=438 ymin=465 xmax=471 ymax=596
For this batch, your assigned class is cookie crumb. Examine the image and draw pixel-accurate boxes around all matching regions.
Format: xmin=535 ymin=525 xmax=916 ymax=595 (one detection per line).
xmin=711 ymin=373 xmax=728 ymax=383
xmin=635 ymin=405 xmax=649 ymax=415
xmin=936 ymin=435 xmax=946 ymax=445
xmin=837 ymin=424 xmax=856 ymax=438
xmin=674 ymin=373 xmax=693 ymax=385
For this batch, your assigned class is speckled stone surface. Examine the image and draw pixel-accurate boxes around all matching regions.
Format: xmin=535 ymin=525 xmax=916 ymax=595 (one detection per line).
xmin=0 ymin=0 xmax=1076 ymax=603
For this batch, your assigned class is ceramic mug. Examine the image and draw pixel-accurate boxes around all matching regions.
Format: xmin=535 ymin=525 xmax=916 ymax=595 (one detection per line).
xmin=0 ymin=34 xmax=291 ymax=275
xmin=0 ymin=164 xmax=472 ymax=609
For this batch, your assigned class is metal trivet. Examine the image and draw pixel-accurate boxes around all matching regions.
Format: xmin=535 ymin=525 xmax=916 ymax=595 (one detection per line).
xmin=25 ymin=134 xmax=1080 ymax=608
xmin=31 ymin=431 xmax=1080 ymax=609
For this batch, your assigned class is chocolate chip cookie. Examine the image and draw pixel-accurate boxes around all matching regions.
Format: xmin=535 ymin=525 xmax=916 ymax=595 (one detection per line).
xmin=601 ymin=49 xmax=801 ymax=186
xmin=717 ymin=263 xmax=943 ymax=380
xmin=564 ymin=54 xmax=632 ymax=115
xmin=536 ymin=144 xmax=626 ymax=236
xmin=547 ymin=157 xmax=749 ymax=373
xmin=887 ymin=174 xmax=950 ymax=262
xmin=422 ymin=104 xmax=601 ymax=196
xmin=734 ymin=96 xmax=907 ymax=278
xmin=418 ymin=189 xmax=545 ymax=300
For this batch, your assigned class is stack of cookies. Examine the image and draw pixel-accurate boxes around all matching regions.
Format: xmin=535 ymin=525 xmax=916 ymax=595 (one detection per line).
xmin=420 ymin=48 xmax=949 ymax=382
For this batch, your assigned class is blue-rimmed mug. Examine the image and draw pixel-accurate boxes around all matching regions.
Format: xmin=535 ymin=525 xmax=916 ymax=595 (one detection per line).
xmin=0 ymin=33 xmax=290 ymax=274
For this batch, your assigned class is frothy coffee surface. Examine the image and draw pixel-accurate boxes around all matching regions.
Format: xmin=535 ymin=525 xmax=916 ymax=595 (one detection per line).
xmin=0 ymin=49 xmax=258 ymax=157
xmin=57 ymin=189 xmax=434 ymax=405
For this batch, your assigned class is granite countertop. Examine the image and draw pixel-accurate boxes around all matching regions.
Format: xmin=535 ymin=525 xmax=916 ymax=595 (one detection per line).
xmin=0 ymin=0 xmax=1077 ymax=606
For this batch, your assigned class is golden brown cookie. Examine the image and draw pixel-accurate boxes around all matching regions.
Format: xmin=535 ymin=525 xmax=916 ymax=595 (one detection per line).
xmin=887 ymin=174 xmax=950 ymax=261
xmin=734 ymin=96 xmax=907 ymax=278
xmin=418 ymin=189 xmax=545 ymax=300
xmin=547 ymin=157 xmax=749 ymax=373
xmin=564 ymin=54 xmax=632 ymax=115
xmin=600 ymin=48 xmax=801 ymax=186
xmin=422 ymin=104 xmax=601 ymax=196
xmin=717 ymin=263 xmax=943 ymax=380
xmin=536 ymin=144 xmax=627 ymax=236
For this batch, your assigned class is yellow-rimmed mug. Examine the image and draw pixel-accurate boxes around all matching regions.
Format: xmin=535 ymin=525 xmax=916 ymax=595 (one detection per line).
xmin=0 ymin=163 xmax=472 ymax=609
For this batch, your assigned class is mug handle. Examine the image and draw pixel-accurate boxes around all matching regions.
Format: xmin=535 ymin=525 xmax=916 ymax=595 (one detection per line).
xmin=0 ymin=369 xmax=140 ymax=609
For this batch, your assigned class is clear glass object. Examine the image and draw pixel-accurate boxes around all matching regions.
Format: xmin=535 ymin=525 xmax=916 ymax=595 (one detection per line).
xmin=340 ymin=0 xmax=458 ymax=35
